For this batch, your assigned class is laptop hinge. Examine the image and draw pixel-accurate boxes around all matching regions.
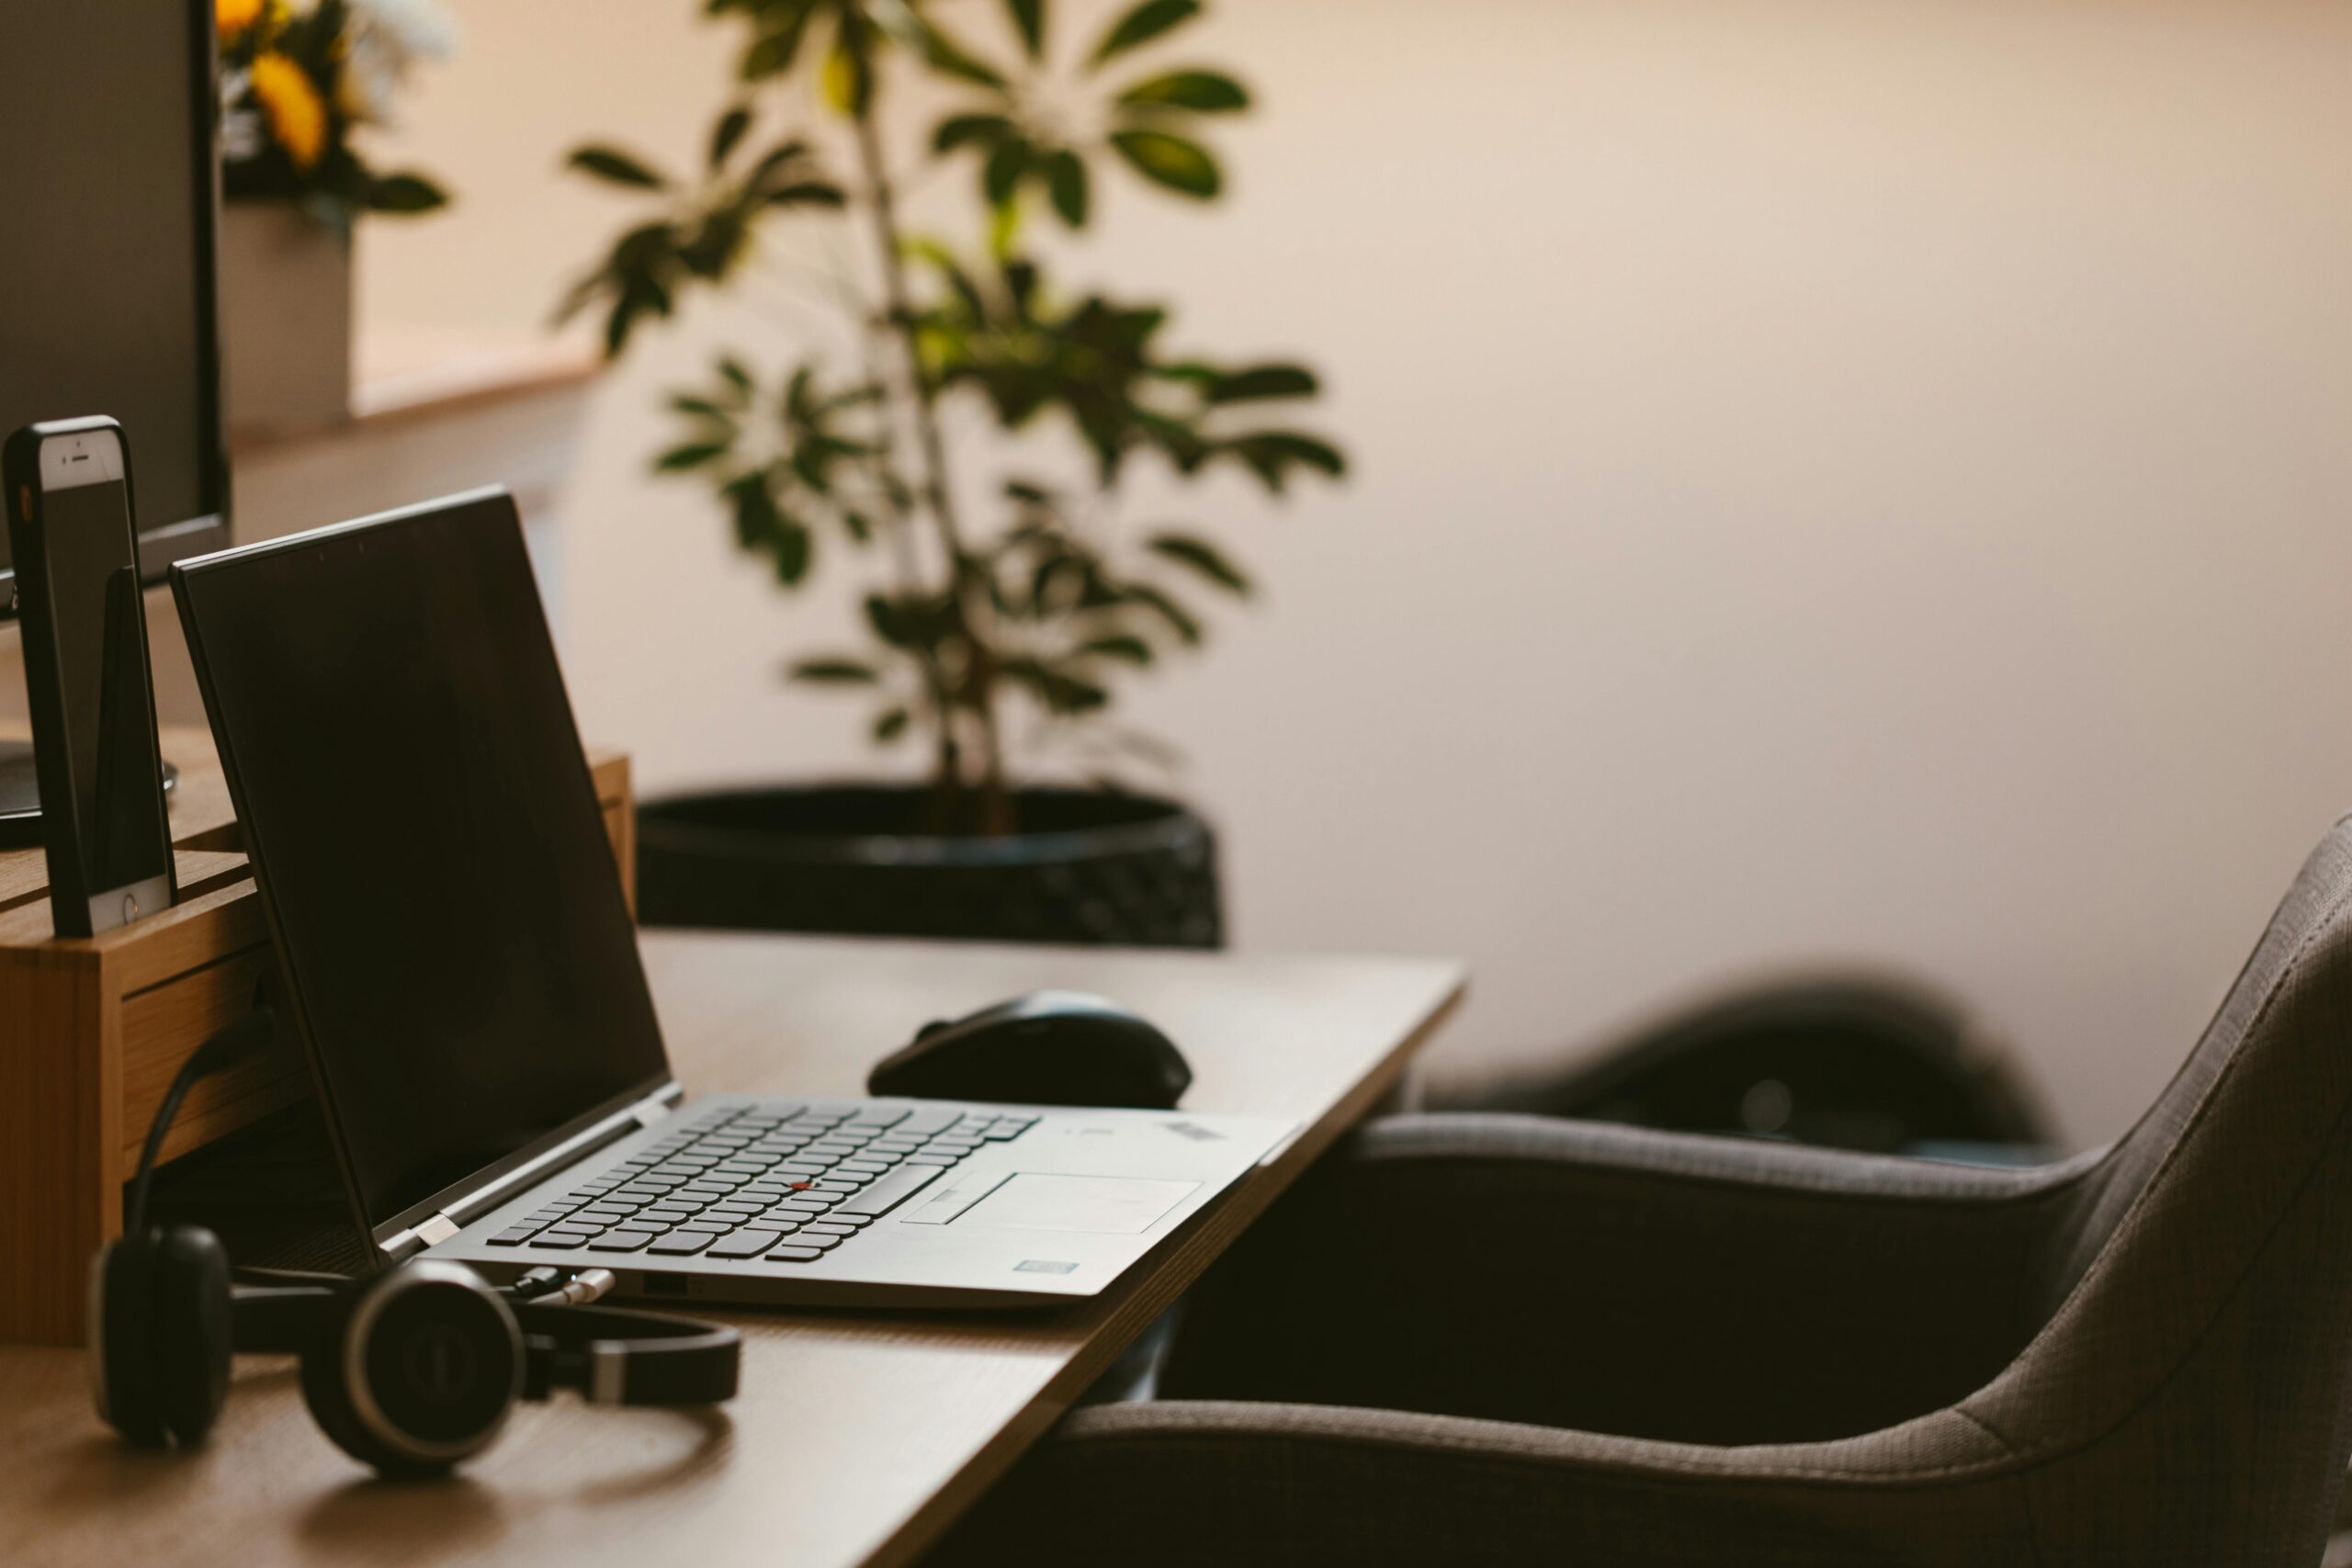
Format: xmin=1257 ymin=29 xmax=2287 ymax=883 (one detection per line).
xmin=378 ymin=1079 xmax=686 ymax=1261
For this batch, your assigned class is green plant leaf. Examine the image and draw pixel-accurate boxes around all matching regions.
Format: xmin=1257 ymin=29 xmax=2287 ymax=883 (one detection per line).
xmin=765 ymin=180 xmax=847 ymax=209
xmin=1147 ymin=532 xmax=1250 ymax=594
xmin=767 ymin=516 xmax=812 ymax=582
xmin=983 ymin=138 xmax=1033 ymax=207
xmin=1120 ymin=582 xmax=1201 ymax=643
xmin=1115 ymin=70 xmax=1249 ymax=112
xmin=655 ymin=441 xmax=730 ymax=471
xmin=1205 ymin=363 xmax=1317 ymax=402
xmin=366 ymin=171 xmax=448 ymax=213
xmin=912 ymin=18 xmax=1010 ymax=88
xmin=872 ymin=705 xmax=912 ymax=741
xmin=1079 ymin=634 xmax=1154 ymax=664
xmin=1001 ymin=656 xmax=1111 ymax=713
xmin=739 ymin=6 xmax=815 ymax=79
xmin=670 ymin=393 xmax=729 ymax=419
xmin=933 ymin=112 xmax=1016 ymax=155
xmin=568 ymin=145 xmax=668 ymax=189
xmin=718 ymin=356 xmax=755 ymax=398
xmin=1004 ymin=0 xmax=1046 ymax=58
xmin=1107 ymin=129 xmax=1220 ymax=197
xmin=708 ymin=106 xmax=753 ymax=169
xmin=1088 ymin=0 xmax=1200 ymax=69
xmin=865 ymin=592 xmax=912 ymax=647
xmin=1045 ymin=149 xmax=1090 ymax=227
xmin=727 ymin=470 xmax=784 ymax=548
xmin=743 ymin=138 xmax=815 ymax=189
xmin=1226 ymin=430 xmax=1346 ymax=491
xmin=789 ymin=657 xmax=881 ymax=683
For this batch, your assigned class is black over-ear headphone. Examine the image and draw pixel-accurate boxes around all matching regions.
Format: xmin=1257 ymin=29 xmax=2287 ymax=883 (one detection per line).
xmin=90 ymin=1012 xmax=741 ymax=1475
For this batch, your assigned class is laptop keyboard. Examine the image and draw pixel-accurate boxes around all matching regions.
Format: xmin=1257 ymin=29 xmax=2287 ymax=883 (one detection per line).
xmin=481 ymin=1101 xmax=1035 ymax=1265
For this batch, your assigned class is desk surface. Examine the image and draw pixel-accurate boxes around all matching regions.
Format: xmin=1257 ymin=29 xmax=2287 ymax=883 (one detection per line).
xmin=1 ymin=930 xmax=1463 ymax=1568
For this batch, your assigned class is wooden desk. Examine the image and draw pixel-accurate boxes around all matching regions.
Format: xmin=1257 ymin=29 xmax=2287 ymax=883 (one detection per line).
xmin=0 ymin=931 xmax=1464 ymax=1568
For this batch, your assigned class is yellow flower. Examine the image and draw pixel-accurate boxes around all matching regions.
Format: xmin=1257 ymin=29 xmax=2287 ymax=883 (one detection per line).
xmin=215 ymin=0 xmax=264 ymax=38
xmin=249 ymin=52 xmax=328 ymax=172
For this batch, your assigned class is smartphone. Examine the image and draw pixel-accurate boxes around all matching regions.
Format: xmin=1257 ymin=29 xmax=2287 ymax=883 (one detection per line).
xmin=4 ymin=417 xmax=176 ymax=936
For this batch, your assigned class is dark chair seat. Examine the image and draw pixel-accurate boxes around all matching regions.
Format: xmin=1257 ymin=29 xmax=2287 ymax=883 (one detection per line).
xmin=930 ymin=819 xmax=2352 ymax=1567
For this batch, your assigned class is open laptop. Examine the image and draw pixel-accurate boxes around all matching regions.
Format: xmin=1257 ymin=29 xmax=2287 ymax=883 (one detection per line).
xmin=169 ymin=488 xmax=1292 ymax=1308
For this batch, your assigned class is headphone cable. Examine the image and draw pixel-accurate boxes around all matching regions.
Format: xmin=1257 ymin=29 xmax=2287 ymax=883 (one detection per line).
xmin=123 ymin=1008 xmax=278 ymax=1241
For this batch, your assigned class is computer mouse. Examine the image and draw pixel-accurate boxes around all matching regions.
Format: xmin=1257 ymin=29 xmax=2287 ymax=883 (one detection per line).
xmin=867 ymin=991 xmax=1193 ymax=1110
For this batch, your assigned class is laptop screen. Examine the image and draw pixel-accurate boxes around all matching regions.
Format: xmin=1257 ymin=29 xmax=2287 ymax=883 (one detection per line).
xmin=174 ymin=491 xmax=671 ymax=1240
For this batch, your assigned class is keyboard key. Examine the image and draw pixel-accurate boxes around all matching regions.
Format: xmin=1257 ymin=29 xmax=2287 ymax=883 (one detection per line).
xmin=899 ymin=1109 xmax=960 ymax=1135
xmin=799 ymin=1222 xmax=857 ymax=1237
xmin=904 ymin=1154 xmax=962 ymax=1167
xmin=786 ymin=1231 xmax=842 ymax=1250
xmin=487 ymin=1226 xmax=539 ymax=1246
xmin=588 ymin=1233 xmax=651 ymax=1253
xmin=840 ymin=1159 xmax=895 ymax=1175
xmin=707 ymin=1229 xmax=786 ymax=1258
xmin=646 ymin=1233 xmax=715 ymax=1256
xmin=679 ymin=1220 xmax=737 ymax=1234
xmin=846 ymin=1107 xmax=909 ymax=1128
xmin=833 ymin=1164 xmax=942 ymax=1218
xmin=823 ymin=1213 xmax=873 ymax=1227
xmin=767 ymin=1246 xmax=825 ymax=1262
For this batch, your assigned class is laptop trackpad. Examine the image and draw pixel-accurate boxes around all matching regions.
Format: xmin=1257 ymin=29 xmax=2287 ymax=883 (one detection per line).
xmin=956 ymin=1173 xmax=1200 ymax=1235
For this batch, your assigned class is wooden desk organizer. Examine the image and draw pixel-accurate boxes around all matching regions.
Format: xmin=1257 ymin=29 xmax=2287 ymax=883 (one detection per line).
xmin=0 ymin=726 xmax=634 ymax=1345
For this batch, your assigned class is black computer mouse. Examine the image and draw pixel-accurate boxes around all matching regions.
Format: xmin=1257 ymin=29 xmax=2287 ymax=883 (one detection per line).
xmin=867 ymin=991 xmax=1193 ymax=1110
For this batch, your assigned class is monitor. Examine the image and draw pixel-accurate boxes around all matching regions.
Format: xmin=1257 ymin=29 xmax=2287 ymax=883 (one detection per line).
xmin=0 ymin=0 xmax=231 ymax=828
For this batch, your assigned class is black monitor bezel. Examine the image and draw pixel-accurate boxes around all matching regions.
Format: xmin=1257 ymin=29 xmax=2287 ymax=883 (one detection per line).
xmin=0 ymin=0 xmax=232 ymax=622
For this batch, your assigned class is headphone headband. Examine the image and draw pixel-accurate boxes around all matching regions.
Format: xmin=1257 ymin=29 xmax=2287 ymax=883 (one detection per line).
xmin=514 ymin=1302 xmax=743 ymax=1406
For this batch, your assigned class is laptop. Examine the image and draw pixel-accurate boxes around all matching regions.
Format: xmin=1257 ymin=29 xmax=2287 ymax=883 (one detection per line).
xmin=169 ymin=488 xmax=1293 ymax=1308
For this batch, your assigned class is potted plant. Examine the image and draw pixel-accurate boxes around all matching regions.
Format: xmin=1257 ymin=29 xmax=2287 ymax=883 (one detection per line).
xmin=560 ymin=0 xmax=1344 ymax=948
xmin=214 ymin=0 xmax=453 ymax=430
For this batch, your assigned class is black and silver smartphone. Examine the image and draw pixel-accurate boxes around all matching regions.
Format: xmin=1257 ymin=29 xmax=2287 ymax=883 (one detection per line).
xmin=4 ymin=417 xmax=175 ymax=936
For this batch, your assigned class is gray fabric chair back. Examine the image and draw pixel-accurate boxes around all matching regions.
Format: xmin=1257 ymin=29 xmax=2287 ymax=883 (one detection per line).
xmin=1980 ymin=821 xmax=2352 ymax=1557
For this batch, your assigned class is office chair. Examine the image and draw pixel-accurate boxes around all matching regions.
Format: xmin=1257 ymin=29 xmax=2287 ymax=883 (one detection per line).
xmin=1447 ymin=968 xmax=2052 ymax=1156
xmin=930 ymin=819 xmax=2352 ymax=1566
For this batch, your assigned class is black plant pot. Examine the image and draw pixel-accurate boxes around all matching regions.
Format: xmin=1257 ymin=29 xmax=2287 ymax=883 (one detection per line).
xmin=637 ymin=784 xmax=1224 ymax=949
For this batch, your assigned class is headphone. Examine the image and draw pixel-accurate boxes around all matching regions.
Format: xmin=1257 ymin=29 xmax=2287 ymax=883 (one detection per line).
xmin=89 ymin=1011 xmax=741 ymax=1476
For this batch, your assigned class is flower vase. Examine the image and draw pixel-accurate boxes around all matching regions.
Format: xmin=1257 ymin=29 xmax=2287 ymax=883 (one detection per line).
xmin=217 ymin=200 xmax=352 ymax=434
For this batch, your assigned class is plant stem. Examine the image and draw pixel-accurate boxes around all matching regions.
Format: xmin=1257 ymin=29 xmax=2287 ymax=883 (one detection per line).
xmin=847 ymin=90 xmax=1010 ymax=832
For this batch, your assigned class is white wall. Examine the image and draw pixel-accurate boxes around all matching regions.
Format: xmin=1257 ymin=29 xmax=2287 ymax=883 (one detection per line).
xmin=362 ymin=0 xmax=2352 ymax=1149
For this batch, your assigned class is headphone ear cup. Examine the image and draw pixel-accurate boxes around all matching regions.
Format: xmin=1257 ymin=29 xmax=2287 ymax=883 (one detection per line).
xmin=300 ymin=1263 xmax=520 ymax=1477
xmin=149 ymin=1226 xmax=234 ymax=1446
xmin=91 ymin=1237 xmax=164 ymax=1446
xmin=91 ymin=1226 xmax=232 ymax=1448
xmin=298 ymin=1299 xmax=394 ymax=1472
